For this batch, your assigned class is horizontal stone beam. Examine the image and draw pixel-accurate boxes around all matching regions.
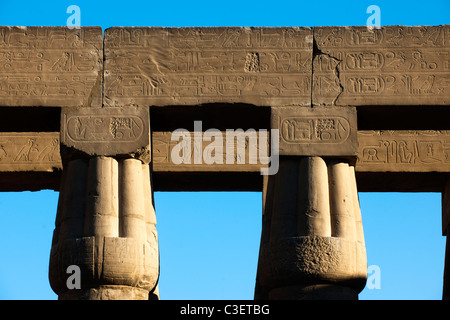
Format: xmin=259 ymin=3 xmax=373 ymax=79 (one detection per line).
xmin=103 ymin=27 xmax=313 ymax=107
xmin=0 ymin=132 xmax=61 ymax=172
xmin=313 ymin=25 xmax=450 ymax=106
xmin=103 ymin=25 xmax=449 ymax=107
xmin=0 ymin=26 xmax=448 ymax=108
xmin=0 ymin=27 xmax=103 ymax=107
xmin=356 ymin=130 xmax=450 ymax=172
xmin=1 ymin=130 xmax=449 ymax=174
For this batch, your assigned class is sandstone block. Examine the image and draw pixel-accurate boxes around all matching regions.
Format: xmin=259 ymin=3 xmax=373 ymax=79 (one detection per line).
xmin=357 ymin=130 xmax=450 ymax=172
xmin=0 ymin=27 xmax=103 ymax=107
xmin=61 ymin=106 xmax=151 ymax=163
xmin=313 ymin=25 xmax=450 ymax=106
xmin=104 ymin=27 xmax=313 ymax=107
xmin=271 ymin=106 xmax=358 ymax=157
xmin=152 ymin=130 xmax=270 ymax=172
xmin=0 ymin=132 xmax=61 ymax=172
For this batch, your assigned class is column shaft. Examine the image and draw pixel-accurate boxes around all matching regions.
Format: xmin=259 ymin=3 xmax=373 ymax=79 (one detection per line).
xmin=255 ymin=156 xmax=367 ymax=300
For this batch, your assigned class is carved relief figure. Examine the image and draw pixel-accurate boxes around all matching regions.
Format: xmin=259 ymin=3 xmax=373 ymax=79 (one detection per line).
xmin=0 ymin=144 xmax=7 ymax=160
xmin=37 ymin=139 xmax=59 ymax=162
xmin=14 ymin=138 xmax=39 ymax=161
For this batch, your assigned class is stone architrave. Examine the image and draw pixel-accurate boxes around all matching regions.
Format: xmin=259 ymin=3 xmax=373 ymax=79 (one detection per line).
xmin=104 ymin=27 xmax=313 ymax=106
xmin=61 ymin=107 xmax=151 ymax=163
xmin=271 ymin=106 xmax=358 ymax=158
xmin=2 ymin=129 xmax=450 ymax=175
xmin=313 ymin=25 xmax=450 ymax=106
xmin=152 ymin=130 xmax=270 ymax=172
xmin=0 ymin=132 xmax=61 ymax=172
xmin=0 ymin=27 xmax=103 ymax=107
xmin=357 ymin=130 xmax=450 ymax=172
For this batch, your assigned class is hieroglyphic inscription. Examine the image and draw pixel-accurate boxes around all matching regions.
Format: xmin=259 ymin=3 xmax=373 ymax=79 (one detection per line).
xmin=272 ymin=106 xmax=358 ymax=157
xmin=1 ymin=130 xmax=449 ymax=174
xmin=280 ymin=117 xmax=351 ymax=143
xmin=104 ymin=27 xmax=313 ymax=106
xmin=0 ymin=132 xmax=61 ymax=171
xmin=313 ymin=25 xmax=450 ymax=105
xmin=61 ymin=107 xmax=150 ymax=161
xmin=152 ymin=131 xmax=270 ymax=172
xmin=357 ymin=130 xmax=450 ymax=172
xmin=0 ymin=27 xmax=103 ymax=107
xmin=66 ymin=115 xmax=144 ymax=142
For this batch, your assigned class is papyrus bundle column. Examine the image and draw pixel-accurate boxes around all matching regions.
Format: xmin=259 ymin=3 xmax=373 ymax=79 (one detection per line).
xmin=49 ymin=107 xmax=159 ymax=300
xmin=255 ymin=106 xmax=367 ymax=300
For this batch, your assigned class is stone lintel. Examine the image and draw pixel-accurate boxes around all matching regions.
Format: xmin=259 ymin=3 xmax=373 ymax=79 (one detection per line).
xmin=152 ymin=130 xmax=270 ymax=172
xmin=0 ymin=132 xmax=61 ymax=172
xmin=313 ymin=25 xmax=450 ymax=106
xmin=357 ymin=130 xmax=450 ymax=173
xmin=104 ymin=27 xmax=313 ymax=107
xmin=0 ymin=26 xmax=103 ymax=107
xmin=2 ymin=129 xmax=450 ymax=175
xmin=271 ymin=106 xmax=358 ymax=159
xmin=60 ymin=107 xmax=151 ymax=163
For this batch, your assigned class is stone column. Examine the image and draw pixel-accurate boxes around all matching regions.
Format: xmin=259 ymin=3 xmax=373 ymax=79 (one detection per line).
xmin=49 ymin=107 xmax=159 ymax=300
xmin=255 ymin=106 xmax=367 ymax=300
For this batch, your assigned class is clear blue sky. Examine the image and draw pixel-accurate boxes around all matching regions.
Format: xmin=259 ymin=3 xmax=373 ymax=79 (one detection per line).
xmin=0 ymin=0 xmax=448 ymax=300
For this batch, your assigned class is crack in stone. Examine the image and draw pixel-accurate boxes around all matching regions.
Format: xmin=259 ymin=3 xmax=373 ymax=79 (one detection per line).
xmin=312 ymin=33 xmax=344 ymax=106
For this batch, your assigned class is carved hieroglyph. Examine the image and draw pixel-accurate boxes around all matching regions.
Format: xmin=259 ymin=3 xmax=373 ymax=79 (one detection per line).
xmin=2 ymin=130 xmax=450 ymax=174
xmin=152 ymin=131 xmax=270 ymax=172
xmin=313 ymin=25 xmax=450 ymax=106
xmin=0 ymin=132 xmax=61 ymax=171
xmin=271 ymin=106 xmax=358 ymax=158
xmin=0 ymin=27 xmax=103 ymax=107
xmin=104 ymin=27 xmax=313 ymax=106
xmin=357 ymin=130 xmax=450 ymax=172
xmin=61 ymin=107 xmax=151 ymax=163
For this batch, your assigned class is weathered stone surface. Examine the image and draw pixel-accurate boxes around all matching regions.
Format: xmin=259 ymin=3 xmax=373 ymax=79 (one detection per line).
xmin=58 ymin=285 xmax=150 ymax=300
xmin=49 ymin=157 xmax=159 ymax=300
xmin=61 ymin=106 xmax=151 ymax=163
xmin=256 ymin=157 xmax=367 ymax=299
xmin=313 ymin=25 xmax=450 ymax=106
xmin=357 ymin=130 xmax=450 ymax=172
xmin=0 ymin=27 xmax=103 ymax=107
xmin=0 ymin=132 xmax=61 ymax=171
xmin=2 ymin=129 xmax=450 ymax=175
xmin=271 ymin=106 xmax=358 ymax=157
xmin=104 ymin=27 xmax=313 ymax=107
xmin=152 ymin=130 xmax=270 ymax=172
